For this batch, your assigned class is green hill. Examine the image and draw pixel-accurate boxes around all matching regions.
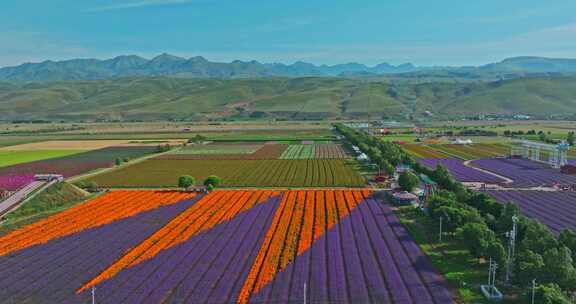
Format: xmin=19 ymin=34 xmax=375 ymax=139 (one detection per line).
xmin=1 ymin=76 xmax=576 ymax=121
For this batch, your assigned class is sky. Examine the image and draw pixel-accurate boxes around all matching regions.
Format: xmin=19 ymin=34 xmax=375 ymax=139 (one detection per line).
xmin=1 ymin=0 xmax=576 ymax=67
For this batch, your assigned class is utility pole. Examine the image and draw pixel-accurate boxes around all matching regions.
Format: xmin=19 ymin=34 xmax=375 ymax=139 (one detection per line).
xmin=486 ymin=258 xmax=498 ymax=297
xmin=439 ymin=216 xmax=443 ymax=243
xmin=92 ymin=286 xmax=96 ymax=304
xmin=505 ymin=215 xmax=518 ymax=282
xmin=303 ymin=282 xmax=307 ymax=304
xmin=487 ymin=258 xmax=493 ymax=286
xmin=531 ymin=279 xmax=536 ymax=304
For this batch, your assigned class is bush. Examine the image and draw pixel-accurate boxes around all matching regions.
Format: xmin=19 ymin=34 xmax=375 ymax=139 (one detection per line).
xmin=178 ymin=175 xmax=195 ymax=189
xmin=156 ymin=144 xmax=172 ymax=153
xmin=188 ymin=135 xmax=207 ymax=144
xmin=85 ymin=181 xmax=99 ymax=192
xmin=204 ymin=175 xmax=222 ymax=188
xmin=398 ymin=171 xmax=419 ymax=192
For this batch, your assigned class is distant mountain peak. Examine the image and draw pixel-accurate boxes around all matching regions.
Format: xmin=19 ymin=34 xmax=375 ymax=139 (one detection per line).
xmin=151 ymin=53 xmax=186 ymax=62
xmin=188 ymin=56 xmax=208 ymax=62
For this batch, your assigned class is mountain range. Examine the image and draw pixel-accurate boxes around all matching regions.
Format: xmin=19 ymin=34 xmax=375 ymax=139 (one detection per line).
xmin=2 ymin=54 xmax=576 ymax=82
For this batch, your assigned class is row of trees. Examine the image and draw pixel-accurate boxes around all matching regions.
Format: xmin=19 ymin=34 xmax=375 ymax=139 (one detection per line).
xmin=335 ymin=124 xmax=409 ymax=176
xmin=335 ymin=123 xmax=575 ymax=303
xmin=178 ymin=175 xmax=221 ymax=191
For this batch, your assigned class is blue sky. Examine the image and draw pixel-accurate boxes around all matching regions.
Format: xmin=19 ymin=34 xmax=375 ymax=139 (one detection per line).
xmin=1 ymin=0 xmax=576 ymax=67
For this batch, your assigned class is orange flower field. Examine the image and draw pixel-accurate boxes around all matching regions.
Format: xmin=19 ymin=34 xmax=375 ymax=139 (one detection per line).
xmin=0 ymin=190 xmax=196 ymax=257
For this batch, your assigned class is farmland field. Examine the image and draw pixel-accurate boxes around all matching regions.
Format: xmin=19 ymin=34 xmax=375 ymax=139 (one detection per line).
xmin=0 ymin=146 xmax=158 ymax=191
xmin=169 ymin=144 xmax=262 ymax=155
xmin=156 ymin=144 xmax=288 ymax=160
xmin=484 ymin=190 xmax=576 ymax=235
xmin=417 ymin=158 xmax=507 ymax=183
xmin=471 ymin=158 xmax=576 ymax=187
xmin=314 ymin=144 xmax=349 ymax=159
xmin=0 ymin=140 xmax=183 ymax=151
xmin=403 ymin=145 xmax=447 ymax=158
xmin=0 ymin=189 xmax=453 ymax=303
xmin=87 ymin=159 xmax=365 ymax=187
xmin=429 ymin=144 xmax=509 ymax=160
xmin=0 ymin=150 xmax=83 ymax=168
xmin=280 ymin=145 xmax=315 ymax=159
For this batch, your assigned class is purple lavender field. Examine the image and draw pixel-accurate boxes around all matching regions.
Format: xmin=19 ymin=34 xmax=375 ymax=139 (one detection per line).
xmin=418 ymin=158 xmax=506 ymax=183
xmin=79 ymin=195 xmax=452 ymax=304
xmin=484 ymin=190 xmax=576 ymax=235
xmin=472 ymin=158 xmax=576 ymax=187
xmin=0 ymin=191 xmax=454 ymax=303
xmin=0 ymin=196 xmax=202 ymax=304
xmin=0 ymin=146 xmax=157 ymax=191
xmin=250 ymin=197 xmax=453 ymax=304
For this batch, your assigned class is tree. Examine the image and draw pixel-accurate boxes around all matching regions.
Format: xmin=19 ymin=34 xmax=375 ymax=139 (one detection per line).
xmin=467 ymin=192 xmax=504 ymax=220
xmin=398 ymin=171 xmax=419 ymax=192
xmin=432 ymin=164 xmax=458 ymax=191
xmin=559 ymin=229 xmax=576 ymax=260
xmin=84 ymin=181 xmax=99 ymax=192
xmin=458 ymin=222 xmax=497 ymax=258
xmin=379 ymin=160 xmax=395 ymax=176
xmin=494 ymin=203 xmax=520 ymax=233
xmin=178 ymin=175 xmax=195 ymax=189
xmin=486 ymin=241 xmax=507 ymax=268
xmin=156 ymin=144 xmax=171 ymax=153
xmin=515 ymin=250 xmax=545 ymax=286
xmin=568 ymin=132 xmax=575 ymax=146
xmin=539 ymin=132 xmax=547 ymax=142
xmin=203 ymin=175 xmax=221 ymax=188
xmin=188 ymin=134 xmax=207 ymax=144
xmin=435 ymin=205 xmax=483 ymax=233
xmin=542 ymin=246 xmax=576 ymax=290
xmin=518 ymin=218 xmax=558 ymax=255
xmin=529 ymin=283 xmax=571 ymax=304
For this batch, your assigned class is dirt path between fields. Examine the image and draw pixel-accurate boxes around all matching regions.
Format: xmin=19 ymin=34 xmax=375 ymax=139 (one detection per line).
xmin=462 ymin=160 xmax=514 ymax=184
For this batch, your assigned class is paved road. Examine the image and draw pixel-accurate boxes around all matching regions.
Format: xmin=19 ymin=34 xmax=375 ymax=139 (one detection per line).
xmin=0 ymin=181 xmax=46 ymax=216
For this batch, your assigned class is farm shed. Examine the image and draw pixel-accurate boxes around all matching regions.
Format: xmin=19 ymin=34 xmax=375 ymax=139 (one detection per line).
xmin=561 ymin=164 xmax=576 ymax=175
xmin=392 ymin=191 xmax=419 ymax=206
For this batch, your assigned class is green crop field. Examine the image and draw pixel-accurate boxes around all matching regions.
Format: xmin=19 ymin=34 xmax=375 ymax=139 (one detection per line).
xmin=169 ymin=144 xmax=262 ymax=155
xmin=428 ymin=144 xmax=510 ymax=160
xmin=0 ymin=150 xmax=84 ymax=168
xmin=86 ymin=159 xmax=365 ymax=188
xmin=280 ymin=145 xmax=315 ymax=159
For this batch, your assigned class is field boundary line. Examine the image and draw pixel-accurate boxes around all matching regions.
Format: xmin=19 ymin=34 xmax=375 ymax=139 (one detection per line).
xmin=423 ymin=145 xmax=464 ymax=160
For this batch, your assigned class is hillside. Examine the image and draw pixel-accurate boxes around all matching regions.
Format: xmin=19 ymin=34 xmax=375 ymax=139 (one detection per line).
xmin=1 ymin=76 xmax=576 ymax=121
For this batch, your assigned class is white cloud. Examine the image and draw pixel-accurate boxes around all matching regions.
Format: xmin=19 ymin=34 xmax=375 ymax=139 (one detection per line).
xmin=91 ymin=0 xmax=196 ymax=11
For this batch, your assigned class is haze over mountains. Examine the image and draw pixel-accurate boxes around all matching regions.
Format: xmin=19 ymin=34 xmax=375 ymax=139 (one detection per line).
xmin=2 ymin=54 xmax=576 ymax=82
